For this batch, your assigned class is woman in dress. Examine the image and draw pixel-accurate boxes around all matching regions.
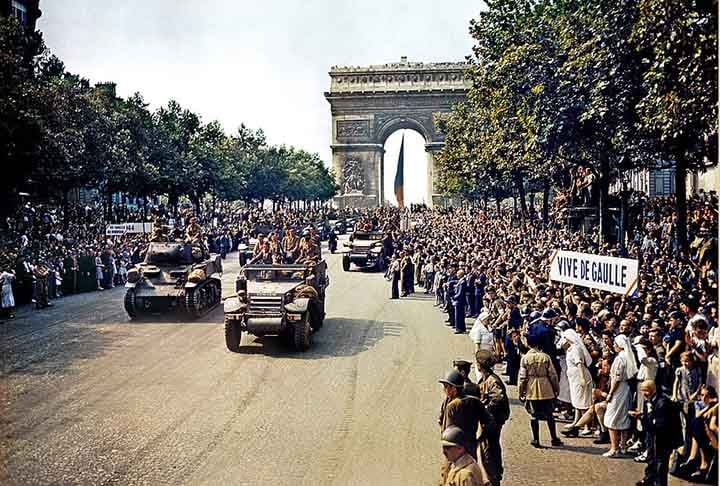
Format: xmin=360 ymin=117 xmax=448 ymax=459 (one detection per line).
xmin=560 ymin=329 xmax=594 ymax=437
xmin=602 ymin=334 xmax=638 ymax=457
xmin=1 ymin=268 xmax=16 ymax=319
xmin=95 ymin=251 xmax=105 ymax=291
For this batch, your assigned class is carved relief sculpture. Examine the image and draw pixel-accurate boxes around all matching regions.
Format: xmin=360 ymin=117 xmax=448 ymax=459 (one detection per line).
xmin=341 ymin=160 xmax=365 ymax=194
xmin=337 ymin=120 xmax=369 ymax=138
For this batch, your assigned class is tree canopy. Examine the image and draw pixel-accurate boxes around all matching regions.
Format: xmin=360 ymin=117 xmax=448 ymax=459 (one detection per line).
xmin=0 ymin=17 xmax=338 ymax=220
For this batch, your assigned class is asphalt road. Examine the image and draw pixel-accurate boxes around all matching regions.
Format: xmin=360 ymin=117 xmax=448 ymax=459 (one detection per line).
xmin=1 ymin=245 xmax=692 ymax=485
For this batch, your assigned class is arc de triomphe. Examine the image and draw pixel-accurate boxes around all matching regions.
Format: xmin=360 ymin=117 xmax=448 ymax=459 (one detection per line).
xmin=324 ymin=58 xmax=469 ymax=207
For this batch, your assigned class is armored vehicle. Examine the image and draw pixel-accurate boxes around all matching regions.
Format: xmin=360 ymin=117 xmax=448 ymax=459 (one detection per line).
xmin=223 ymin=261 xmax=329 ymax=352
xmin=124 ymin=242 xmax=223 ymax=319
xmin=342 ymin=231 xmax=384 ymax=272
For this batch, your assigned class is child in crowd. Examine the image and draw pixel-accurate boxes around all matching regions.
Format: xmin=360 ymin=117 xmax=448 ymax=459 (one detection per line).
xmin=673 ymin=351 xmax=703 ymax=456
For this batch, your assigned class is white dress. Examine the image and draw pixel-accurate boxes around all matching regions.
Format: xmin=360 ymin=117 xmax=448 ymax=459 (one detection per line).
xmin=603 ymin=354 xmax=632 ymax=430
xmin=566 ymin=346 xmax=593 ymax=409
xmin=1 ymin=271 xmax=15 ymax=308
xmin=558 ymin=358 xmax=572 ymax=404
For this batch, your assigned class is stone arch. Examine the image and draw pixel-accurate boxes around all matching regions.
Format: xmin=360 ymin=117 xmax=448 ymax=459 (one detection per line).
xmin=325 ymin=59 xmax=469 ymax=207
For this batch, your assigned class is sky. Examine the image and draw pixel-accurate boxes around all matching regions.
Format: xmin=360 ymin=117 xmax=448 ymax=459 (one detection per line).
xmin=38 ymin=1 xmax=484 ymax=204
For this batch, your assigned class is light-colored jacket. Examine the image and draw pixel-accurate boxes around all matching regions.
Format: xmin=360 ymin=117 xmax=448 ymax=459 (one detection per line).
xmin=518 ymin=348 xmax=559 ymax=400
xmin=441 ymin=453 xmax=490 ymax=486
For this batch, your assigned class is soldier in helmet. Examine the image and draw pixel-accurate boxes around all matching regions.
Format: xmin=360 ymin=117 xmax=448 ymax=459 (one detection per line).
xmin=438 ymin=370 xmax=497 ymax=460
xmin=440 ymin=426 xmax=490 ymax=486
xmin=296 ymin=230 xmax=320 ymax=264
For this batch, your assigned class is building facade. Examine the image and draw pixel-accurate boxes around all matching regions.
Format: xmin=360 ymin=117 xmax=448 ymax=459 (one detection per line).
xmin=1 ymin=0 xmax=41 ymax=30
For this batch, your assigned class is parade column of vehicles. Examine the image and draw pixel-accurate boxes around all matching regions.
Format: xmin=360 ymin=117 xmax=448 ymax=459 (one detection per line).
xmin=223 ymin=260 xmax=329 ymax=352
xmin=123 ymin=223 xmax=333 ymax=353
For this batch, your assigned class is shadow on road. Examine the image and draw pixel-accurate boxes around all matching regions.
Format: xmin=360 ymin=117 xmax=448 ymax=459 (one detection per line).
xmin=234 ymin=317 xmax=392 ymax=359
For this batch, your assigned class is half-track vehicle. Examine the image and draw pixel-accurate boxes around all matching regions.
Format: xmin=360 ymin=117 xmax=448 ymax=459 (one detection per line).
xmin=124 ymin=242 xmax=223 ymax=319
xmin=223 ymin=261 xmax=329 ymax=352
xmin=342 ymin=231 xmax=384 ymax=272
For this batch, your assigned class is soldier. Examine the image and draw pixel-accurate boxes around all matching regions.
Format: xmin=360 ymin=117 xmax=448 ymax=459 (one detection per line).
xmin=453 ymin=359 xmax=480 ymax=397
xmin=453 ymin=270 xmax=468 ymax=334
xmin=185 ymin=217 xmax=203 ymax=244
xmin=440 ymin=426 xmax=490 ymax=486
xmin=282 ymin=228 xmax=300 ymax=262
xmin=438 ymin=370 xmax=497 ymax=460
xmin=296 ymin=231 xmax=320 ymax=264
xmin=475 ymin=350 xmax=510 ymax=486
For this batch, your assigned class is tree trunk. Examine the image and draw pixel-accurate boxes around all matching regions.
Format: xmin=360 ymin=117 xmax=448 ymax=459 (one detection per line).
xmin=542 ymin=179 xmax=550 ymax=227
xmin=598 ymin=158 xmax=610 ymax=244
xmin=515 ymin=173 xmax=528 ymax=219
xmin=105 ymin=187 xmax=113 ymax=222
xmin=495 ymin=195 xmax=501 ymax=214
xmin=142 ymin=195 xmax=148 ymax=221
xmin=62 ymin=190 xmax=69 ymax=231
xmin=675 ymin=157 xmax=688 ymax=256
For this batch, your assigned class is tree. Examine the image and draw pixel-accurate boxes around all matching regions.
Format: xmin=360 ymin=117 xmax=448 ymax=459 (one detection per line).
xmin=0 ymin=16 xmax=45 ymax=221
xmin=632 ymin=0 xmax=718 ymax=254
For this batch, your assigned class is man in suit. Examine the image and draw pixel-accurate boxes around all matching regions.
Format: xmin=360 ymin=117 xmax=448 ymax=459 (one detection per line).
xmin=453 ymin=270 xmax=468 ymax=334
xmin=635 ymin=380 xmax=683 ymax=486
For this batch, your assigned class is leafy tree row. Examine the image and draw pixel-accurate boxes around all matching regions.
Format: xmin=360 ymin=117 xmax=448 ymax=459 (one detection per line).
xmin=0 ymin=18 xmax=337 ymax=224
xmin=436 ymin=0 xmax=717 ymax=252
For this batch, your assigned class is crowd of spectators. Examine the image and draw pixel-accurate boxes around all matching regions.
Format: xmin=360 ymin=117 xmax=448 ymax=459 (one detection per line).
xmin=0 ymin=198 xmax=346 ymax=318
xmin=377 ymin=192 xmax=717 ymax=485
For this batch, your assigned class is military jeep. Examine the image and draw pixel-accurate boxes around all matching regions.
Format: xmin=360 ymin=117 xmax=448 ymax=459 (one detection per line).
xmin=342 ymin=231 xmax=384 ymax=272
xmin=223 ymin=261 xmax=329 ymax=352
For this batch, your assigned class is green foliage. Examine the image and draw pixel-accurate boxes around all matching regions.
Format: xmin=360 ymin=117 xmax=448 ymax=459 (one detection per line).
xmin=437 ymin=0 xmax=716 ymax=236
xmin=0 ymin=17 xmax=336 ymax=217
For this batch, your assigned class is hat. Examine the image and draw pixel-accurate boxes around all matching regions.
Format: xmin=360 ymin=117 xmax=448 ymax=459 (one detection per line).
xmin=438 ymin=370 xmax=465 ymax=388
xmin=555 ymin=320 xmax=570 ymax=332
xmin=541 ymin=308 xmax=558 ymax=321
xmin=505 ymin=295 xmax=518 ymax=305
xmin=441 ymin=426 xmax=466 ymax=448
xmin=520 ymin=306 xmax=531 ymax=317
xmin=453 ymin=359 xmax=472 ymax=368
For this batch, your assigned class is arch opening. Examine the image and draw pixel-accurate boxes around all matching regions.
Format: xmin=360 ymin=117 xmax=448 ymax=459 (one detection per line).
xmin=382 ymin=129 xmax=428 ymax=206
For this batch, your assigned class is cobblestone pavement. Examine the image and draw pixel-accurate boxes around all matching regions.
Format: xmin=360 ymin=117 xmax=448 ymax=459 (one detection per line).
xmin=0 ymin=244 xmax=694 ymax=485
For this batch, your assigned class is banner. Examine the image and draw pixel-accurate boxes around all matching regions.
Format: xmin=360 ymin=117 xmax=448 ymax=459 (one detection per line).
xmin=105 ymin=224 xmax=127 ymax=236
xmin=549 ymin=250 xmax=638 ymax=295
xmin=105 ymin=222 xmax=154 ymax=236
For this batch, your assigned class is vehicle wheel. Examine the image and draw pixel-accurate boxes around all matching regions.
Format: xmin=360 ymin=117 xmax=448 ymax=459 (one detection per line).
xmin=342 ymin=256 xmax=350 ymax=272
xmin=225 ymin=317 xmax=242 ymax=352
xmin=185 ymin=287 xmax=202 ymax=318
xmin=124 ymin=289 xmax=137 ymax=319
xmin=293 ymin=311 xmax=312 ymax=351
xmin=310 ymin=303 xmax=323 ymax=330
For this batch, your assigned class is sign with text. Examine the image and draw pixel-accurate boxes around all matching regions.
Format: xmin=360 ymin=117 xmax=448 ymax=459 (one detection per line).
xmin=549 ymin=250 xmax=638 ymax=295
xmin=105 ymin=222 xmax=153 ymax=236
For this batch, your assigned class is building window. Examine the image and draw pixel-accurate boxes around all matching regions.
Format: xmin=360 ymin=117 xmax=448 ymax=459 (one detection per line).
xmin=11 ymin=0 xmax=28 ymax=25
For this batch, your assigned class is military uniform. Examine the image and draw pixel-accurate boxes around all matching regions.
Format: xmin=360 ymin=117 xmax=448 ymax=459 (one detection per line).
xmin=477 ymin=372 xmax=510 ymax=486
xmin=441 ymin=453 xmax=489 ymax=486
xmin=185 ymin=222 xmax=203 ymax=244
xmin=439 ymin=394 xmax=496 ymax=459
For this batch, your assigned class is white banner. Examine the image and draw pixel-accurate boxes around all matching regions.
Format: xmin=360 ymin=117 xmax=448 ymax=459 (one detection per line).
xmin=105 ymin=222 xmax=154 ymax=236
xmin=105 ymin=224 xmax=127 ymax=236
xmin=549 ymin=250 xmax=639 ymax=296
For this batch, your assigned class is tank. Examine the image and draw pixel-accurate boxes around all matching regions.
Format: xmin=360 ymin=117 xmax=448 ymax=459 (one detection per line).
xmin=124 ymin=242 xmax=223 ymax=319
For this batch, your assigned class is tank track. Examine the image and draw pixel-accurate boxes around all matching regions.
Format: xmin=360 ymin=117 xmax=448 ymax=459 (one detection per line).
xmin=185 ymin=279 xmax=221 ymax=318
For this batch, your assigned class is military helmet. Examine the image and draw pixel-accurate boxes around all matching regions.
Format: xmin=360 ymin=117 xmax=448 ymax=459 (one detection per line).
xmin=438 ymin=370 xmax=464 ymax=388
xmin=441 ymin=426 xmax=466 ymax=447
